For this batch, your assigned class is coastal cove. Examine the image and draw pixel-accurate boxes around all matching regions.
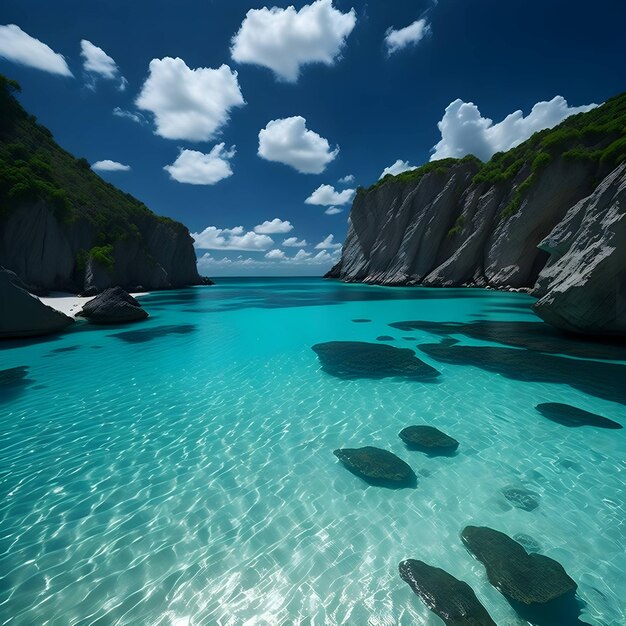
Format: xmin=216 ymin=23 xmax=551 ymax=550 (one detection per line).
xmin=1 ymin=278 xmax=624 ymax=625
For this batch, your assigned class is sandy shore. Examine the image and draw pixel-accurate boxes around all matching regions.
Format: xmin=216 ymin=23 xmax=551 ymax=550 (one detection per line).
xmin=40 ymin=292 xmax=149 ymax=317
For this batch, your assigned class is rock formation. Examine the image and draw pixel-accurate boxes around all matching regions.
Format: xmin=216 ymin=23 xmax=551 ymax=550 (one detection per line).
xmin=312 ymin=341 xmax=440 ymax=381
xmin=399 ymin=425 xmax=459 ymax=453
xmin=398 ymin=559 xmax=496 ymax=625
xmin=77 ymin=287 xmax=149 ymax=324
xmin=0 ymin=75 xmax=210 ymax=294
xmin=532 ymin=163 xmax=626 ymax=335
xmin=0 ymin=268 xmax=73 ymax=338
xmin=461 ymin=526 xmax=577 ymax=605
xmin=328 ymin=93 xmax=626 ymax=335
xmin=333 ymin=446 xmax=416 ymax=486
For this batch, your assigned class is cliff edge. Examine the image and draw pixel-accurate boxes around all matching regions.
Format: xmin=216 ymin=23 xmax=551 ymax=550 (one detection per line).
xmin=0 ymin=75 xmax=209 ymax=294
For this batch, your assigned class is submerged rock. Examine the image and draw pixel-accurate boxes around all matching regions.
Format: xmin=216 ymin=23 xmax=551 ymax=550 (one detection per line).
xmin=77 ymin=287 xmax=148 ymax=324
xmin=352 ymin=318 xmax=371 ymax=323
xmin=399 ymin=425 xmax=459 ymax=453
xmin=0 ymin=365 xmax=29 ymax=385
xmin=399 ymin=559 xmax=496 ymax=626
xmin=536 ymin=402 xmax=622 ymax=429
xmin=312 ymin=341 xmax=440 ymax=381
xmin=502 ymin=487 xmax=540 ymax=511
xmin=461 ymin=526 xmax=577 ymax=605
xmin=333 ymin=446 xmax=416 ymax=487
xmin=376 ymin=335 xmax=395 ymax=341
xmin=0 ymin=269 xmax=73 ymax=339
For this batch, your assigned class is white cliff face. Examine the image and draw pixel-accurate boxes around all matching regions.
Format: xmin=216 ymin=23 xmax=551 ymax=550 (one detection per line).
xmin=332 ymin=157 xmax=626 ymax=335
xmin=532 ymin=163 xmax=626 ymax=335
xmin=335 ymin=157 xmax=597 ymax=290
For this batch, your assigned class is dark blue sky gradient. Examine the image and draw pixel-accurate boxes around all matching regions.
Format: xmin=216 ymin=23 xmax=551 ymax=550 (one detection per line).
xmin=1 ymin=0 xmax=625 ymax=274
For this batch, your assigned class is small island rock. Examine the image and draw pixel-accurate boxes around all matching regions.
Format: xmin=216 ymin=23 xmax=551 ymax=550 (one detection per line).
xmin=77 ymin=287 xmax=148 ymax=324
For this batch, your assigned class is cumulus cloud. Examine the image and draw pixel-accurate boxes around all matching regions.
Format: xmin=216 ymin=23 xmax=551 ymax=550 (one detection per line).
xmin=258 ymin=116 xmax=338 ymax=174
xmin=431 ymin=96 xmax=598 ymax=162
xmin=197 ymin=248 xmax=339 ymax=274
xmin=380 ymin=159 xmax=417 ymax=178
xmin=385 ymin=18 xmax=430 ymax=55
xmin=265 ymin=248 xmax=286 ymax=260
xmin=192 ymin=226 xmax=274 ymax=251
xmin=315 ymin=234 xmax=342 ymax=250
xmin=164 ymin=145 xmax=235 ymax=185
xmin=282 ymin=237 xmax=307 ymax=247
xmin=254 ymin=218 xmax=293 ymax=234
xmin=136 ymin=57 xmax=245 ymax=141
xmin=0 ymin=24 xmax=72 ymax=76
xmin=80 ymin=39 xmax=126 ymax=90
xmin=325 ymin=206 xmax=342 ymax=215
xmin=305 ymin=184 xmax=355 ymax=206
xmin=338 ymin=174 xmax=355 ymax=184
xmin=231 ymin=0 xmax=357 ymax=82
xmin=113 ymin=107 xmax=146 ymax=124
xmin=91 ymin=159 xmax=130 ymax=172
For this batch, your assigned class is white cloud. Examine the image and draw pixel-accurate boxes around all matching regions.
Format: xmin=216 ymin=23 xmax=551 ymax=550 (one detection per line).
xmin=305 ymin=184 xmax=354 ymax=206
xmin=380 ymin=159 xmax=417 ymax=178
xmin=283 ymin=237 xmax=308 ymax=247
xmin=80 ymin=39 xmax=126 ymax=90
xmin=113 ymin=107 xmax=146 ymax=124
xmin=293 ymin=249 xmax=312 ymax=260
xmin=164 ymin=144 xmax=235 ymax=185
xmin=254 ymin=218 xmax=293 ymax=234
xmin=192 ymin=226 xmax=274 ymax=251
xmin=230 ymin=0 xmax=357 ymax=82
xmin=385 ymin=19 xmax=430 ymax=55
xmin=136 ymin=57 xmax=245 ymax=141
xmin=0 ymin=24 xmax=72 ymax=76
xmin=338 ymin=174 xmax=355 ymax=184
xmin=197 ymin=248 xmax=340 ymax=275
xmin=325 ymin=206 xmax=342 ymax=215
xmin=265 ymin=248 xmax=286 ymax=260
xmin=315 ymin=234 xmax=342 ymax=250
xmin=258 ymin=116 xmax=338 ymax=174
xmin=431 ymin=96 xmax=598 ymax=162
xmin=91 ymin=159 xmax=130 ymax=172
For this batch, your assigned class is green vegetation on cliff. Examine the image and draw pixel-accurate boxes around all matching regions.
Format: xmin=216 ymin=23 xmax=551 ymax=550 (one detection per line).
xmin=366 ymin=92 xmax=626 ymax=215
xmin=0 ymin=75 xmax=186 ymax=255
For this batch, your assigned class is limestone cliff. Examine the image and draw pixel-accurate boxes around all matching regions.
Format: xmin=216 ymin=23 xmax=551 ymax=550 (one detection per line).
xmin=0 ymin=75 xmax=208 ymax=294
xmin=330 ymin=92 xmax=626 ymax=334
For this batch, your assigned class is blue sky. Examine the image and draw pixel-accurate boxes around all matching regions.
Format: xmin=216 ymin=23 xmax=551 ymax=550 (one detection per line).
xmin=1 ymin=0 xmax=625 ymax=276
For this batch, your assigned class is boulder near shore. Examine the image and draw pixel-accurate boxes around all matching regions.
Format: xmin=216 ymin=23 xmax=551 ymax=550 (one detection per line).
xmin=77 ymin=287 xmax=148 ymax=324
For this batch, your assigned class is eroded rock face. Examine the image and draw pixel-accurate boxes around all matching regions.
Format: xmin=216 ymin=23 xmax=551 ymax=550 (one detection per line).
xmin=333 ymin=447 xmax=416 ymax=486
xmin=399 ymin=425 xmax=459 ymax=453
xmin=533 ymin=163 xmax=626 ymax=335
xmin=312 ymin=341 xmax=440 ymax=381
xmin=461 ymin=526 xmax=577 ymax=605
xmin=399 ymin=559 xmax=496 ymax=626
xmin=0 ymin=269 xmax=73 ymax=338
xmin=0 ymin=203 xmax=210 ymax=294
xmin=77 ymin=287 xmax=148 ymax=324
xmin=333 ymin=157 xmax=596 ymax=290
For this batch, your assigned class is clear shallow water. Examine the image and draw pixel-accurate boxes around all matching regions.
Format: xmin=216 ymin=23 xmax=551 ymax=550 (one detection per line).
xmin=0 ymin=278 xmax=624 ymax=626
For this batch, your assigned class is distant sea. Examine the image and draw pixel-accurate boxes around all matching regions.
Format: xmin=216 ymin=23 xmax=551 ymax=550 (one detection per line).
xmin=1 ymin=278 xmax=624 ymax=625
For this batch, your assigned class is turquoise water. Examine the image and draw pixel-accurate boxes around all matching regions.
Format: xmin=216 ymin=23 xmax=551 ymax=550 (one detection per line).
xmin=0 ymin=278 xmax=624 ymax=626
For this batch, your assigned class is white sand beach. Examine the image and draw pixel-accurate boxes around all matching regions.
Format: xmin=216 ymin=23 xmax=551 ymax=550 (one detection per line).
xmin=40 ymin=292 xmax=149 ymax=317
